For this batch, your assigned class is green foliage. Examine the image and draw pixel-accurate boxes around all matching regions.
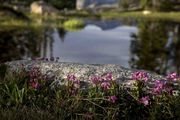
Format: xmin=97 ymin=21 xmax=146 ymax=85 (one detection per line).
xmin=119 ymin=0 xmax=130 ymax=10
xmin=130 ymin=20 xmax=168 ymax=74
xmin=149 ymin=95 xmax=180 ymax=119
xmin=0 ymin=5 xmax=29 ymax=20
xmin=117 ymin=0 xmax=174 ymax=11
xmin=45 ymin=0 xmax=76 ymax=10
xmin=0 ymin=64 xmax=7 ymax=79
xmin=151 ymin=0 xmax=173 ymax=11
xmin=0 ymin=0 xmax=75 ymax=10
xmin=0 ymin=70 xmax=28 ymax=107
xmin=63 ymin=19 xmax=85 ymax=31
xmin=2 ymin=84 xmax=27 ymax=106
xmin=139 ymin=0 xmax=174 ymax=11
xmin=0 ymin=107 xmax=59 ymax=120
xmin=0 ymin=66 xmax=179 ymax=119
xmin=140 ymin=0 xmax=150 ymax=9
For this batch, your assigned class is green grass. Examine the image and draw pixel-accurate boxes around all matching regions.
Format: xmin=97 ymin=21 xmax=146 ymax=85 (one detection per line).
xmin=0 ymin=107 xmax=60 ymax=120
xmin=100 ymin=11 xmax=180 ymax=22
xmin=0 ymin=12 xmax=63 ymax=27
xmin=0 ymin=11 xmax=180 ymax=28
xmin=0 ymin=17 xmax=63 ymax=28
xmin=58 ymin=10 xmax=101 ymax=19
xmin=57 ymin=10 xmax=180 ymax=22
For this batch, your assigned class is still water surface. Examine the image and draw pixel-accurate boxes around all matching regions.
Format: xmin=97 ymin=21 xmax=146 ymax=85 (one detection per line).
xmin=52 ymin=25 xmax=137 ymax=67
xmin=0 ymin=19 xmax=180 ymax=75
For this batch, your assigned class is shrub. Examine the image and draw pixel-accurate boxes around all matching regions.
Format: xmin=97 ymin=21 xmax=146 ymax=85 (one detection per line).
xmin=63 ymin=19 xmax=85 ymax=31
xmin=152 ymin=0 xmax=173 ymax=11
xmin=45 ymin=0 xmax=76 ymax=10
xmin=119 ymin=0 xmax=130 ymax=10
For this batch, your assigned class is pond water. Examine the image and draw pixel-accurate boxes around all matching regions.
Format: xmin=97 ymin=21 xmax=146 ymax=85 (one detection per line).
xmin=0 ymin=19 xmax=180 ymax=75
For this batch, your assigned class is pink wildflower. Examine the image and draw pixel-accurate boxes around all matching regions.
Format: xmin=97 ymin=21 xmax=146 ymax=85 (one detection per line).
xmin=132 ymin=71 xmax=148 ymax=82
xmin=108 ymin=95 xmax=118 ymax=103
xmin=166 ymin=72 xmax=179 ymax=81
xmin=155 ymin=80 xmax=164 ymax=89
xmin=67 ymin=74 xmax=76 ymax=81
xmin=90 ymin=75 xmax=102 ymax=85
xmin=153 ymin=80 xmax=174 ymax=95
xmin=67 ymin=74 xmax=80 ymax=88
xmin=30 ymin=81 xmax=39 ymax=89
xmin=103 ymin=73 xmax=113 ymax=81
xmin=73 ymin=80 xmax=80 ymax=88
xmin=29 ymin=66 xmax=41 ymax=81
xmin=101 ymin=82 xmax=111 ymax=90
xmin=153 ymin=80 xmax=165 ymax=94
xmin=139 ymin=96 xmax=150 ymax=106
xmin=84 ymin=112 xmax=93 ymax=119
xmin=69 ymin=88 xmax=78 ymax=96
xmin=165 ymin=86 xmax=173 ymax=95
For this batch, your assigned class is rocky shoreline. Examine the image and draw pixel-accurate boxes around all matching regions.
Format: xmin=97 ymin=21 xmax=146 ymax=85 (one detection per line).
xmin=5 ymin=60 xmax=166 ymax=88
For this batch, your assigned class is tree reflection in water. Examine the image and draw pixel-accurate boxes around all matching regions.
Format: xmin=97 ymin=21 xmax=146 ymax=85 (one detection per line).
xmin=58 ymin=27 xmax=67 ymax=42
xmin=130 ymin=20 xmax=180 ymax=75
xmin=0 ymin=26 xmax=42 ymax=63
xmin=0 ymin=25 xmax=68 ymax=63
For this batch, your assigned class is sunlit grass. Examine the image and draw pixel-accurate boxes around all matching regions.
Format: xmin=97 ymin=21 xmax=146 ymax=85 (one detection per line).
xmin=1 ymin=11 xmax=180 ymax=28
xmin=0 ymin=19 xmax=27 ymax=26
xmin=63 ymin=19 xmax=85 ymax=31
xmin=100 ymin=11 xmax=180 ymax=22
xmin=0 ymin=12 xmax=63 ymax=27
xmin=54 ymin=10 xmax=180 ymax=22
xmin=0 ymin=17 xmax=63 ymax=28
xmin=49 ymin=10 xmax=180 ymax=22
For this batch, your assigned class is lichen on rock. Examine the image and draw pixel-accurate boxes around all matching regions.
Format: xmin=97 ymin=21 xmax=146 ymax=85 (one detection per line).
xmin=5 ymin=60 xmax=166 ymax=89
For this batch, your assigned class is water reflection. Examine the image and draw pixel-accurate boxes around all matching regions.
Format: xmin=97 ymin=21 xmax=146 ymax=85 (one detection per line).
xmin=0 ymin=27 xmax=42 ymax=63
xmin=85 ymin=19 xmax=121 ymax=30
xmin=58 ymin=27 xmax=67 ymax=42
xmin=40 ymin=27 xmax=54 ymax=58
xmin=0 ymin=19 xmax=179 ymax=75
xmin=52 ymin=25 xmax=137 ymax=66
xmin=130 ymin=20 xmax=180 ymax=75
